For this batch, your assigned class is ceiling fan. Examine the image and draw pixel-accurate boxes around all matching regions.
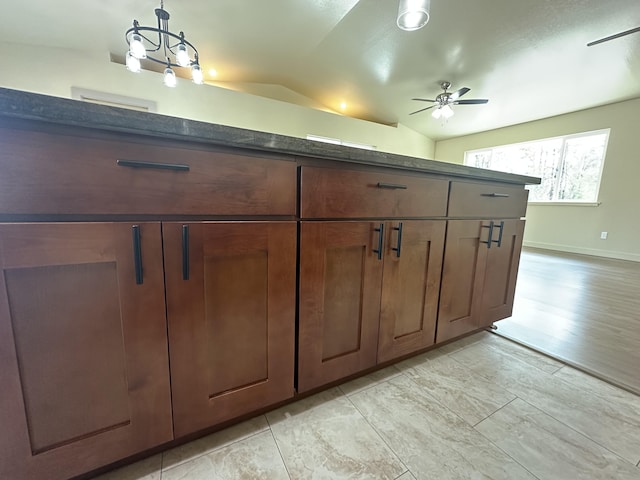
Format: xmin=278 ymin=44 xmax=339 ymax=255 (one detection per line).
xmin=587 ymin=26 xmax=640 ymax=46
xmin=410 ymin=81 xmax=488 ymax=119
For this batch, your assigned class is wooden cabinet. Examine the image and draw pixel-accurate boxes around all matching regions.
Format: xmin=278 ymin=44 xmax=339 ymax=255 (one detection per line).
xmin=0 ymin=222 xmax=173 ymax=480
xmin=163 ymin=222 xmax=297 ymax=437
xmin=378 ymin=220 xmax=445 ymax=362
xmin=298 ymin=219 xmax=446 ymax=392
xmin=0 ymin=121 xmax=299 ymax=478
xmin=436 ymin=219 xmax=525 ymax=343
xmin=298 ymin=166 xmax=451 ymax=391
xmin=298 ymin=222 xmax=384 ymax=392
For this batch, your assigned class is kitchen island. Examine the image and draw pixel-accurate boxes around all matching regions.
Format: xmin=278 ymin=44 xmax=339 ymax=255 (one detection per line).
xmin=0 ymin=87 xmax=539 ymax=480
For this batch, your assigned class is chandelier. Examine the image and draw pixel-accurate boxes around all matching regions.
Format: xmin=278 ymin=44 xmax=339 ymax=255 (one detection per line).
xmin=125 ymin=0 xmax=203 ymax=87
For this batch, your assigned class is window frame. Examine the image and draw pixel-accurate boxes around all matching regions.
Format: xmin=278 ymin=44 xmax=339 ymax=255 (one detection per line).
xmin=464 ymin=129 xmax=610 ymax=204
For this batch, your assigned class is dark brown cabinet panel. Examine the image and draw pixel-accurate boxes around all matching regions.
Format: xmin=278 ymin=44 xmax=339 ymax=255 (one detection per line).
xmin=436 ymin=219 xmax=525 ymax=343
xmin=300 ymin=166 xmax=449 ymax=219
xmin=479 ymin=219 xmax=525 ymax=328
xmin=378 ymin=221 xmax=445 ymax=362
xmin=0 ymin=222 xmax=172 ymax=480
xmin=0 ymin=126 xmax=296 ymax=216
xmin=163 ymin=222 xmax=296 ymax=437
xmin=298 ymin=222 xmax=384 ymax=393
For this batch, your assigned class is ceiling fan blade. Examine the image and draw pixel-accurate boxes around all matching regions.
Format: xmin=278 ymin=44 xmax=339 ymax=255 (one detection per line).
xmin=450 ymin=87 xmax=470 ymax=100
xmin=412 ymin=98 xmax=437 ymax=102
xmin=409 ymin=105 xmax=436 ymax=115
xmin=454 ymin=99 xmax=489 ymax=105
xmin=587 ymin=26 xmax=640 ymax=46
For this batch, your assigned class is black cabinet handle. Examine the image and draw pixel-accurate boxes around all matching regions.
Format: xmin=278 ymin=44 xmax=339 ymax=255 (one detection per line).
xmin=182 ymin=225 xmax=190 ymax=280
xmin=480 ymin=221 xmax=494 ymax=249
xmin=377 ymin=182 xmax=408 ymax=190
xmin=117 ymin=159 xmax=190 ymax=171
xmin=373 ymin=223 xmax=384 ymax=260
xmin=392 ymin=222 xmax=403 ymax=258
xmin=492 ymin=221 xmax=505 ymax=247
xmin=480 ymin=193 xmax=510 ymax=198
xmin=132 ymin=225 xmax=143 ymax=284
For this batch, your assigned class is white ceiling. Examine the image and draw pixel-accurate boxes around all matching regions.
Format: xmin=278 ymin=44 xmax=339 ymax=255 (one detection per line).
xmin=2 ymin=0 xmax=639 ymax=140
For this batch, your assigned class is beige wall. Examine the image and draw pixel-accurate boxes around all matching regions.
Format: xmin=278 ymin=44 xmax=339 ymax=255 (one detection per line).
xmin=0 ymin=42 xmax=435 ymax=159
xmin=434 ymin=98 xmax=640 ymax=262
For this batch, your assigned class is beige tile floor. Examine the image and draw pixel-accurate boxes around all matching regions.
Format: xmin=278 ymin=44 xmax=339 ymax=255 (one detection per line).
xmin=93 ymin=332 xmax=640 ymax=480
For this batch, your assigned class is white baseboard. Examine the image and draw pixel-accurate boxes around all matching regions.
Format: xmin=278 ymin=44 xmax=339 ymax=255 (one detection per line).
xmin=523 ymin=241 xmax=640 ymax=263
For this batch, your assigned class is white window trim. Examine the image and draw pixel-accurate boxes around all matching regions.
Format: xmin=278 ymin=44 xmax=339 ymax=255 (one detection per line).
xmin=71 ymin=87 xmax=157 ymax=112
xmin=464 ymin=129 xmax=610 ymax=204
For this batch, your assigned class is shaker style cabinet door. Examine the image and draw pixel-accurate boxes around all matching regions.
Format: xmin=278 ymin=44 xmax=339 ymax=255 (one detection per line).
xmin=163 ymin=222 xmax=297 ymax=438
xmin=0 ymin=222 xmax=172 ymax=480
xmin=436 ymin=219 xmax=526 ymax=343
xmin=478 ymin=219 xmax=525 ymax=328
xmin=436 ymin=220 xmax=489 ymax=343
xmin=298 ymin=221 xmax=384 ymax=393
xmin=378 ymin=220 xmax=446 ymax=362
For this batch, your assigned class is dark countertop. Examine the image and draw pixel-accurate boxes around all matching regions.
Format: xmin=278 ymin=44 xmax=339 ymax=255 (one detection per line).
xmin=0 ymin=88 xmax=540 ymax=185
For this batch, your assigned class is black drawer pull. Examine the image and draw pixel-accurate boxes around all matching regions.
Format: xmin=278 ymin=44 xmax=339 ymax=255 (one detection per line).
xmin=480 ymin=193 xmax=510 ymax=198
xmin=392 ymin=222 xmax=403 ymax=258
xmin=480 ymin=221 xmax=494 ymax=249
xmin=492 ymin=221 xmax=505 ymax=247
xmin=182 ymin=225 xmax=190 ymax=280
xmin=132 ymin=225 xmax=143 ymax=284
xmin=117 ymin=159 xmax=190 ymax=171
xmin=373 ymin=223 xmax=384 ymax=260
xmin=377 ymin=182 xmax=408 ymax=190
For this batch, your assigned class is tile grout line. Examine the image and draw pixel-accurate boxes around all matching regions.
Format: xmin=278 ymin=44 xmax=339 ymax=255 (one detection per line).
xmin=344 ymin=378 xmax=411 ymax=477
xmin=265 ymin=413 xmax=294 ymax=480
xmin=514 ymin=395 xmax=640 ymax=467
xmin=160 ymin=415 xmax=270 ymax=474
xmin=454 ymin=340 xmax=640 ymax=466
xmin=471 ymin=396 xmax=543 ymax=480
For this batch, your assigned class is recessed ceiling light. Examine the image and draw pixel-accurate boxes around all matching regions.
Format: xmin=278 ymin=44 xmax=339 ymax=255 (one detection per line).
xmin=340 ymin=102 xmax=347 ymax=110
xmin=208 ymin=68 xmax=218 ymax=77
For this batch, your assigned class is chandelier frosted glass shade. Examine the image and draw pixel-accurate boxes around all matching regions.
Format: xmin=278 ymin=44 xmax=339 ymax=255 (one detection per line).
xmin=397 ymin=0 xmax=430 ymax=31
xmin=432 ymin=103 xmax=454 ymax=119
xmin=125 ymin=1 xmax=203 ymax=86
xmin=163 ymin=66 xmax=177 ymax=87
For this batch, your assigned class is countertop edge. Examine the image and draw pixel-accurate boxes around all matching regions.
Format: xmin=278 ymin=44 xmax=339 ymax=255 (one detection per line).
xmin=0 ymin=88 xmax=541 ymax=185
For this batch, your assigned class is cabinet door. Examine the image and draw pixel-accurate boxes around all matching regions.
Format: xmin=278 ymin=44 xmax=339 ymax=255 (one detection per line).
xmin=0 ymin=223 xmax=172 ymax=480
xmin=479 ymin=219 xmax=525 ymax=327
xmin=378 ymin=221 xmax=445 ymax=362
xmin=163 ymin=222 xmax=296 ymax=438
xmin=298 ymin=222 xmax=384 ymax=392
xmin=436 ymin=220 xmax=489 ymax=343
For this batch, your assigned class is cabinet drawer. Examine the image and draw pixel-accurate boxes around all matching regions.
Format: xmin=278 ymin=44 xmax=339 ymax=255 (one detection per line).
xmin=300 ymin=166 xmax=448 ymax=219
xmin=448 ymin=181 xmax=528 ymax=218
xmin=0 ymin=128 xmax=296 ymax=216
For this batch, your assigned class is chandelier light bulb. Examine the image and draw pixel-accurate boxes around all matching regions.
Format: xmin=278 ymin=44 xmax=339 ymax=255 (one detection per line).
xmin=191 ymin=63 xmax=204 ymax=84
xmin=163 ymin=66 xmax=177 ymax=87
xmin=176 ymin=43 xmax=190 ymax=67
xmin=129 ymin=33 xmax=147 ymax=59
xmin=397 ymin=0 xmax=430 ymax=31
xmin=126 ymin=51 xmax=141 ymax=73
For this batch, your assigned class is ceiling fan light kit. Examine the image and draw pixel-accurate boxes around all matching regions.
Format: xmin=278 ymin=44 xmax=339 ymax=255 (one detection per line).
xmin=410 ymin=81 xmax=489 ymax=120
xmin=125 ymin=0 xmax=203 ymax=86
xmin=397 ymin=0 xmax=430 ymax=31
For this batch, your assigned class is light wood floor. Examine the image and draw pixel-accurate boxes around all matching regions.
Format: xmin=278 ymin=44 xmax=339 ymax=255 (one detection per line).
xmin=495 ymin=247 xmax=640 ymax=395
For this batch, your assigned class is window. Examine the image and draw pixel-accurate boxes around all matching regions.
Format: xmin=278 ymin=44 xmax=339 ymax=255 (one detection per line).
xmin=306 ymin=134 xmax=376 ymax=151
xmin=71 ymin=87 xmax=157 ymax=113
xmin=464 ymin=129 xmax=609 ymax=203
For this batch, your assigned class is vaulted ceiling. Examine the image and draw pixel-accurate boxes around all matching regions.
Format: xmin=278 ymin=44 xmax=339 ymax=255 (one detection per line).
xmin=2 ymin=0 xmax=639 ymax=140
